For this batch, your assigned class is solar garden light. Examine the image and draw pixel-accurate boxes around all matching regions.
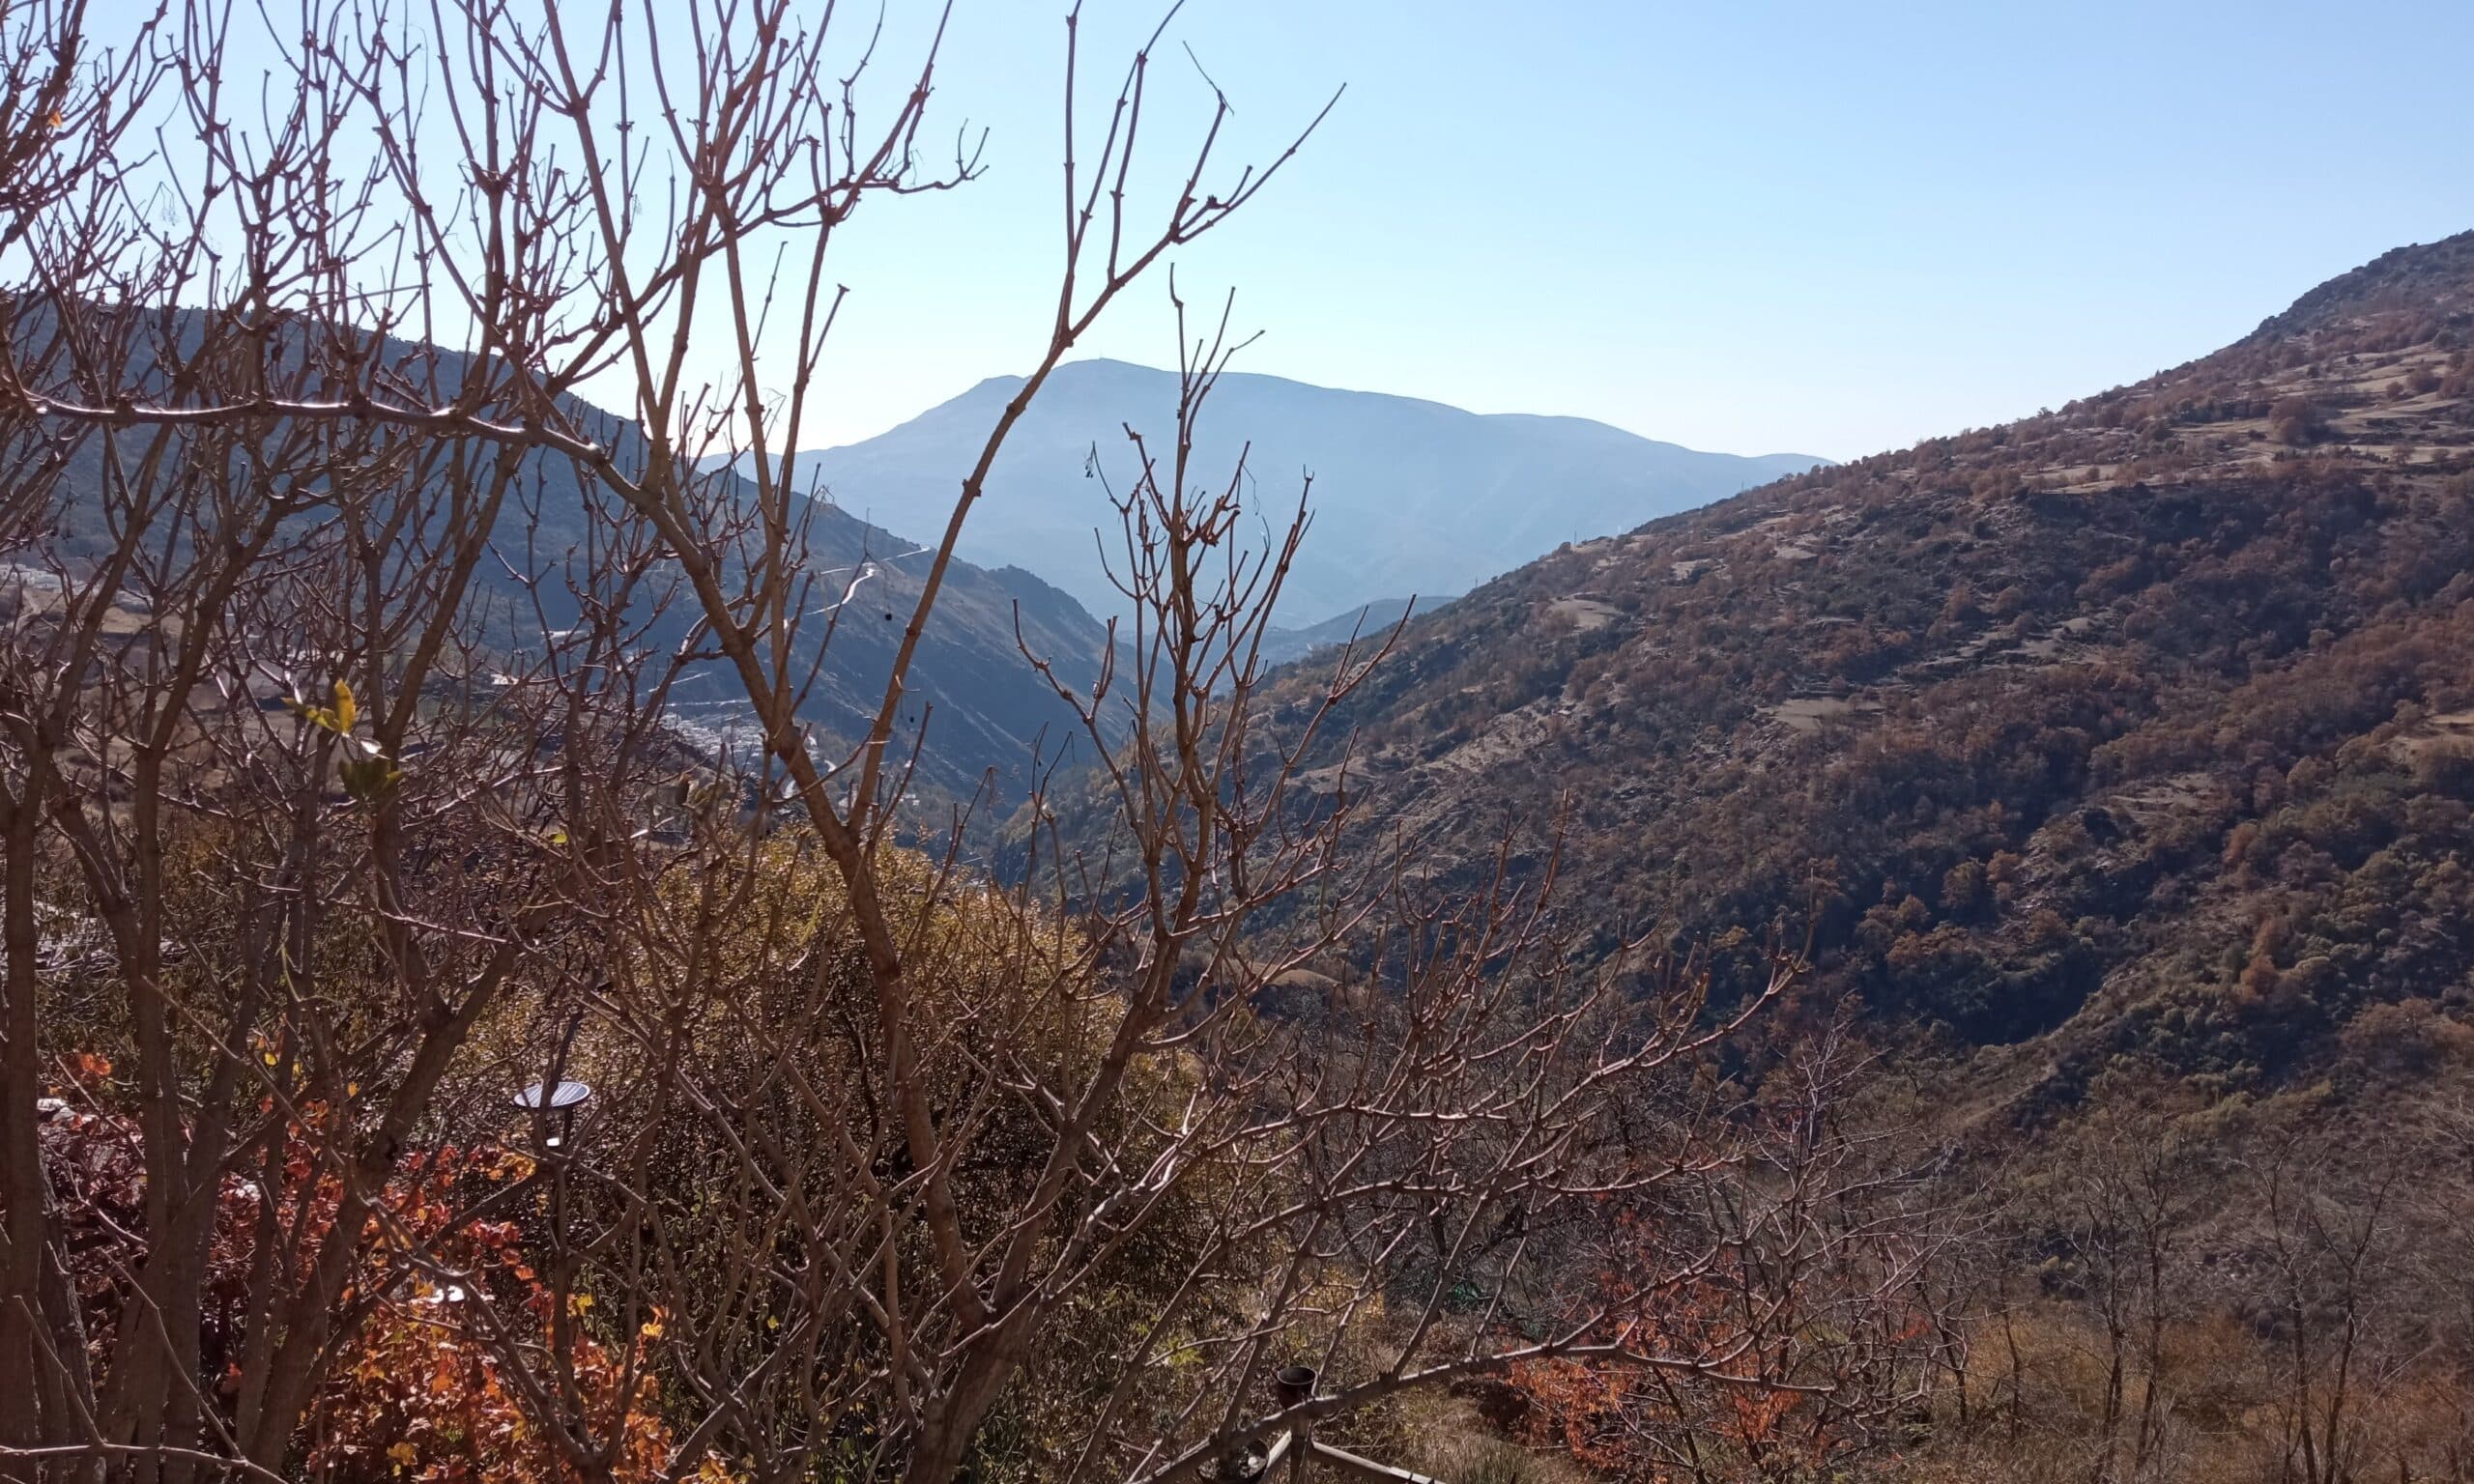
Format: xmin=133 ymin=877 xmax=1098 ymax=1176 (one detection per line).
xmin=511 ymin=1076 xmax=591 ymax=1150
xmin=513 ymin=1009 xmax=591 ymax=1151
xmin=1274 ymin=1367 xmax=1321 ymax=1481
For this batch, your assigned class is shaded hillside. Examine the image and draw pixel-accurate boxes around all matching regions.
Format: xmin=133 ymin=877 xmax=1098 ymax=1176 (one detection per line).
xmin=1278 ymin=231 xmax=2474 ymax=1108
xmin=18 ymin=316 xmax=1109 ymax=797
xmin=769 ymin=358 xmax=1825 ymax=626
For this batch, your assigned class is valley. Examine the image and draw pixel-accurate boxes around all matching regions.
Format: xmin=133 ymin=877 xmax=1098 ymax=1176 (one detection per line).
xmin=6 ymin=1 xmax=2470 ymax=1476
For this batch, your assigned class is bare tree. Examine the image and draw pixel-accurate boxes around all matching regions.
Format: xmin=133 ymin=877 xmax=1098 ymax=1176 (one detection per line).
xmin=0 ymin=4 xmax=1898 ymax=1482
xmin=0 ymin=3 xmax=716 ymax=1475
xmin=2037 ymin=1086 xmax=2207 ymax=1484
xmin=2247 ymin=1132 xmax=2411 ymax=1484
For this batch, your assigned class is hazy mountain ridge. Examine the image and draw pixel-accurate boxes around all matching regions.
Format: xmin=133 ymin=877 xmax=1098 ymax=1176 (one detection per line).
xmin=1253 ymin=595 xmax=1441 ymax=668
xmin=771 ymin=358 xmax=1827 ymax=627
xmin=1265 ymin=231 xmax=2474 ymax=1111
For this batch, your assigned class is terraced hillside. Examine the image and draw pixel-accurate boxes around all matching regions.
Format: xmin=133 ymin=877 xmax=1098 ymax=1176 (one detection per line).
xmin=1282 ymin=232 xmax=2474 ymax=1104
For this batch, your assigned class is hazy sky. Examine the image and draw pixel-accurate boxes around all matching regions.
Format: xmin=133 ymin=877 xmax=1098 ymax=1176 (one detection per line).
xmin=795 ymin=0 xmax=2474 ymax=463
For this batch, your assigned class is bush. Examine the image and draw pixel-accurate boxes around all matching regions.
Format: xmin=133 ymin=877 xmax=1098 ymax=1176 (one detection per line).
xmin=2271 ymin=396 xmax=2324 ymax=444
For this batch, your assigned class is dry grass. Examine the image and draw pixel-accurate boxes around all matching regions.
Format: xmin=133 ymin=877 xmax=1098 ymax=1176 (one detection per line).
xmin=1388 ymin=1395 xmax=1586 ymax=1484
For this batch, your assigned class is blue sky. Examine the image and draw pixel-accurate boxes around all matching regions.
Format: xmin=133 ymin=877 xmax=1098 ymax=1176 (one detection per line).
xmin=797 ymin=0 xmax=2474 ymax=462
xmin=158 ymin=1 xmax=2474 ymax=463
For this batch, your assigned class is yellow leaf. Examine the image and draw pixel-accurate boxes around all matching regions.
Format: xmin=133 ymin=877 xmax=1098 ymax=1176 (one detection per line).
xmin=331 ymin=679 xmax=357 ymax=732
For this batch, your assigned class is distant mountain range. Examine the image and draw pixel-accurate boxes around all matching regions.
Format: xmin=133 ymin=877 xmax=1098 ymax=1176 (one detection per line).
xmin=29 ymin=323 xmax=1827 ymax=796
xmin=755 ymin=358 xmax=1827 ymax=629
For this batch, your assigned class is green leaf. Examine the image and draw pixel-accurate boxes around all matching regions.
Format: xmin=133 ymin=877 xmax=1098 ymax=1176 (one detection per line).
xmin=339 ymin=756 xmax=403 ymax=803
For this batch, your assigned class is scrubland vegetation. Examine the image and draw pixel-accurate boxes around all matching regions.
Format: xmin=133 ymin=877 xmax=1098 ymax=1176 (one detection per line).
xmin=0 ymin=3 xmax=1939 ymax=1481
xmin=6 ymin=1 xmax=2473 ymax=1481
xmin=1251 ymin=229 xmax=2474 ymax=1478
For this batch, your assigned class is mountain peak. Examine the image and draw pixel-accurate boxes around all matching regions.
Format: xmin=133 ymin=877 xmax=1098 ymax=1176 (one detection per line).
xmin=2243 ymin=227 xmax=2474 ymax=351
xmin=789 ymin=361 xmax=1827 ymax=626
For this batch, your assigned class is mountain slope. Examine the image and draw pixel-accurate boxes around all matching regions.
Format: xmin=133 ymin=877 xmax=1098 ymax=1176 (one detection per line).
xmin=772 ymin=358 xmax=1826 ymax=626
xmin=15 ymin=315 xmax=1110 ymax=797
xmin=1255 ymin=595 xmax=1440 ymax=668
xmin=1275 ymin=231 xmax=2474 ymax=1108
